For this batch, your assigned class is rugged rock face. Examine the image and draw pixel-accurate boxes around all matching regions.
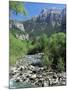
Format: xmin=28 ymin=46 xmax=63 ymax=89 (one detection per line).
xmin=9 ymin=20 xmax=25 ymax=32
xmin=9 ymin=20 xmax=29 ymax=40
xmin=36 ymin=8 xmax=62 ymax=24
xmin=9 ymin=53 xmax=66 ymax=88
xmin=9 ymin=8 xmax=66 ymax=39
xmin=61 ymin=8 xmax=66 ymax=33
xmin=16 ymin=33 xmax=29 ymax=40
xmin=23 ymin=8 xmax=66 ymax=38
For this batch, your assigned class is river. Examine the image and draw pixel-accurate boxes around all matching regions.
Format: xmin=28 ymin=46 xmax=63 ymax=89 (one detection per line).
xmin=9 ymin=53 xmax=66 ymax=88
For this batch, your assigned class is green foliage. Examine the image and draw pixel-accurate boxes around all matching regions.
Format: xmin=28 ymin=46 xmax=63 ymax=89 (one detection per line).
xmin=9 ymin=1 xmax=27 ymax=16
xmin=38 ymin=34 xmax=48 ymax=50
xmin=9 ymin=32 xmax=30 ymax=65
xmin=10 ymin=30 xmax=66 ymax=72
xmin=10 ymin=28 xmax=26 ymax=37
xmin=57 ymin=57 xmax=65 ymax=72
xmin=29 ymin=34 xmax=48 ymax=54
xmin=43 ymin=48 xmax=53 ymax=69
xmin=9 ymin=31 xmax=35 ymax=65
xmin=42 ymin=32 xmax=66 ymax=72
xmin=49 ymin=33 xmax=66 ymax=70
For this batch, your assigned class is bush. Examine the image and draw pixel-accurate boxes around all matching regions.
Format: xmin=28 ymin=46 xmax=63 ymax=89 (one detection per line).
xmin=38 ymin=34 xmax=48 ymax=50
xmin=57 ymin=57 xmax=65 ymax=72
xmin=42 ymin=48 xmax=53 ymax=69
xmin=10 ymin=31 xmax=66 ymax=72
xmin=42 ymin=32 xmax=66 ymax=72
xmin=28 ymin=34 xmax=48 ymax=54
xmin=9 ymin=33 xmax=32 ymax=65
xmin=49 ymin=32 xmax=66 ymax=71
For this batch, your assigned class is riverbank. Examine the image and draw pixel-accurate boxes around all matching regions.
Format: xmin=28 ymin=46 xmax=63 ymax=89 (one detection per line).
xmin=9 ymin=53 xmax=66 ymax=88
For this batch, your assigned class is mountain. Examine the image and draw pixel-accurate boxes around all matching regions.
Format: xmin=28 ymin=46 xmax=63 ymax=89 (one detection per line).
xmin=10 ymin=7 xmax=66 ymax=39
xmin=61 ymin=8 xmax=66 ymax=33
xmin=23 ymin=8 xmax=66 ymax=39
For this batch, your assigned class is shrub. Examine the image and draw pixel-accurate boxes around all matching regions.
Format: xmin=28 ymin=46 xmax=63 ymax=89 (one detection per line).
xmin=57 ymin=57 xmax=65 ymax=72
xmin=9 ymin=33 xmax=29 ymax=65
xmin=49 ymin=33 xmax=66 ymax=71
xmin=42 ymin=48 xmax=53 ymax=69
xmin=42 ymin=32 xmax=66 ymax=72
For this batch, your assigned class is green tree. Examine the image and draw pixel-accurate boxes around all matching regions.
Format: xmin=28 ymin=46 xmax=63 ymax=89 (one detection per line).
xmin=49 ymin=32 xmax=66 ymax=71
xmin=9 ymin=1 xmax=27 ymax=16
xmin=9 ymin=1 xmax=27 ymax=65
xmin=38 ymin=34 xmax=48 ymax=50
xmin=43 ymin=48 xmax=53 ymax=70
xmin=42 ymin=32 xmax=66 ymax=72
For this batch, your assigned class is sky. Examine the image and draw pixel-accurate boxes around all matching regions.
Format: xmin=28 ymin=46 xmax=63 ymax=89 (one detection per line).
xmin=10 ymin=2 xmax=66 ymax=21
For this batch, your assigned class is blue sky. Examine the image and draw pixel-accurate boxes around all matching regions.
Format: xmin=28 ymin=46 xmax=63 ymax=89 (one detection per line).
xmin=10 ymin=2 xmax=66 ymax=21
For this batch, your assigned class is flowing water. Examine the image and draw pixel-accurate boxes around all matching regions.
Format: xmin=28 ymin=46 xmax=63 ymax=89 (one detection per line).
xmin=9 ymin=79 xmax=34 ymax=89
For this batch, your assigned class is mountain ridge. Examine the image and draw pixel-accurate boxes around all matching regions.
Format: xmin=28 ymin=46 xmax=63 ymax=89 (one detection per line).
xmin=9 ymin=7 xmax=66 ymax=39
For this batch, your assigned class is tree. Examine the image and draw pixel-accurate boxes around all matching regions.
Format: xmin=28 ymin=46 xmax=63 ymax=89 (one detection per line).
xmin=9 ymin=1 xmax=27 ymax=16
xmin=38 ymin=34 xmax=48 ymax=50
xmin=42 ymin=32 xmax=66 ymax=72
xmin=42 ymin=48 xmax=53 ymax=69
xmin=49 ymin=32 xmax=66 ymax=71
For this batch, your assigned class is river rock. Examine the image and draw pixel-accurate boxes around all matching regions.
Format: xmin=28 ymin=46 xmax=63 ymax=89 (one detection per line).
xmin=22 ymin=75 xmax=26 ymax=81
xmin=9 ymin=53 xmax=66 ymax=88
xmin=52 ymin=73 xmax=57 ymax=79
xmin=29 ymin=65 xmax=35 ymax=70
xmin=37 ymin=74 xmax=43 ymax=78
xmin=60 ymin=80 xmax=66 ymax=85
xmin=15 ymin=77 xmax=21 ymax=82
xmin=10 ymin=67 xmax=17 ymax=71
xmin=27 ymin=70 xmax=33 ymax=74
xmin=37 ymin=80 xmax=44 ymax=87
xmin=18 ymin=66 xmax=25 ymax=71
xmin=49 ymin=78 xmax=59 ymax=86
xmin=30 ymin=74 xmax=37 ymax=80
xmin=39 ymin=67 xmax=44 ymax=71
xmin=10 ymin=67 xmax=18 ymax=75
xmin=44 ymin=80 xmax=49 ymax=87
xmin=13 ymin=73 xmax=20 ymax=78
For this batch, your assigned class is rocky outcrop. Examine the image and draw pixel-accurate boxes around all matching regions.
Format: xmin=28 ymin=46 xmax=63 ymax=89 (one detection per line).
xmin=16 ymin=33 xmax=29 ymax=40
xmin=23 ymin=8 xmax=66 ymax=38
xmin=9 ymin=20 xmax=25 ymax=32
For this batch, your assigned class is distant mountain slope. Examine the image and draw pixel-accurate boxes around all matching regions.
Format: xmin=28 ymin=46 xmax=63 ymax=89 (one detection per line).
xmin=23 ymin=8 xmax=66 ymax=38
xmin=9 ymin=8 xmax=66 ymax=39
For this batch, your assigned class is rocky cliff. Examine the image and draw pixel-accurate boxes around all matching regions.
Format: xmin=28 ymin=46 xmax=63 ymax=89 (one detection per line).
xmin=9 ymin=7 xmax=66 ymax=39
